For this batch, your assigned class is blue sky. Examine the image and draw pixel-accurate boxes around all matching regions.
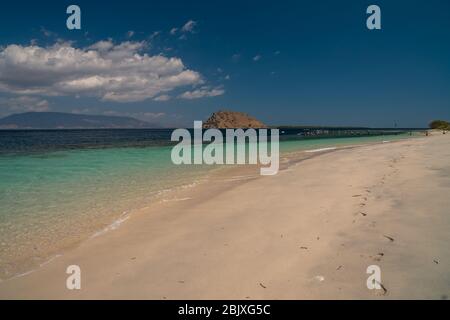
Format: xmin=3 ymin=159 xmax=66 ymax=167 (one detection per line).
xmin=0 ymin=0 xmax=449 ymax=127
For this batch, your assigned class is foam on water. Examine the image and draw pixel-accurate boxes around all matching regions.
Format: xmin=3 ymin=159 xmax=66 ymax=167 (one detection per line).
xmin=91 ymin=212 xmax=130 ymax=239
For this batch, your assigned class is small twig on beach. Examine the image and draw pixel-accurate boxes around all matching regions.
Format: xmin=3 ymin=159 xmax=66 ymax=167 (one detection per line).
xmin=352 ymin=194 xmax=362 ymax=197
xmin=300 ymin=246 xmax=308 ymax=250
xmin=433 ymin=259 xmax=439 ymax=264
xmin=259 ymin=283 xmax=267 ymax=289
xmin=377 ymin=281 xmax=388 ymax=295
xmin=336 ymin=265 xmax=343 ymax=270
xmin=372 ymin=252 xmax=384 ymax=261
xmin=383 ymin=235 xmax=395 ymax=242
xmin=360 ymin=212 xmax=367 ymax=216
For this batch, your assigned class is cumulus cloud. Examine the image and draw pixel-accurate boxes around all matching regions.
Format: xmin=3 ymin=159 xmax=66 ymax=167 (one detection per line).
xmin=0 ymin=40 xmax=204 ymax=102
xmin=87 ymin=39 xmax=115 ymax=51
xmin=253 ymin=54 xmax=262 ymax=61
xmin=0 ymin=96 xmax=50 ymax=115
xmin=179 ymin=86 xmax=224 ymax=100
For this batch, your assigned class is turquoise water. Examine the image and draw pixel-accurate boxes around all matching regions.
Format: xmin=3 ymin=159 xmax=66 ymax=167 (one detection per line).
xmin=279 ymin=133 xmax=415 ymax=153
xmin=0 ymin=145 xmax=214 ymax=278
xmin=0 ymin=130 xmax=418 ymax=278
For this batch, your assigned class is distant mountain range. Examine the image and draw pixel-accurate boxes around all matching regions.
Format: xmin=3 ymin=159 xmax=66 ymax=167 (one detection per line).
xmin=0 ymin=112 xmax=154 ymax=129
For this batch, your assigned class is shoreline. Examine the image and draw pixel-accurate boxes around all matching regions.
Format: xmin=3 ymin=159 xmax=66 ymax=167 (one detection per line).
xmin=1 ymin=134 xmax=449 ymax=299
xmin=0 ymin=137 xmax=409 ymax=281
xmin=0 ymin=135 xmax=410 ymax=281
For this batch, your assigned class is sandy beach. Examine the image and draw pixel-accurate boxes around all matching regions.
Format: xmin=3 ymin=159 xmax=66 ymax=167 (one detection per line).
xmin=0 ymin=133 xmax=449 ymax=299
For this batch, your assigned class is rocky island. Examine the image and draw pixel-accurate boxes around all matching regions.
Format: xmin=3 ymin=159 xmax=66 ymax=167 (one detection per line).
xmin=202 ymin=110 xmax=267 ymax=129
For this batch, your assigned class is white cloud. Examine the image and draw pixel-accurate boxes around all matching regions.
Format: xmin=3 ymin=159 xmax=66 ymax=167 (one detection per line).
xmin=87 ymin=39 xmax=114 ymax=51
xmin=181 ymin=20 xmax=197 ymax=33
xmin=179 ymin=86 xmax=224 ymax=100
xmin=0 ymin=96 xmax=50 ymax=115
xmin=150 ymin=31 xmax=160 ymax=39
xmin=140 ymin=112 xmax=166 ymax=119
xmin=253 ymin=54 xmax=262 ymax=61
xmin=0 ymin=41 xmax=204 ymax=102
xmin=154 ymin=94 xmax=170 ymax=101
xmin=170 ymin=20 xmax=197 ymax=36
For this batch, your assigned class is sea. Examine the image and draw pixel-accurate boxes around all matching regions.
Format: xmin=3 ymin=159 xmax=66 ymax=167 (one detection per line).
xmin=0 ymin=128 xmax=422 ymax=279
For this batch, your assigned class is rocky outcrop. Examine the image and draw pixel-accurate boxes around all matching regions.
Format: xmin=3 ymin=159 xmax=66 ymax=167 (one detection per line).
xmin=203 ymin=110 xmax=266 ymax=129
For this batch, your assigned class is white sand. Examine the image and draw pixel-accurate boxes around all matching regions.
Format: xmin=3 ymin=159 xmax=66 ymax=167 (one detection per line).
xmin=1 ymin=134 xmax=449 ymax=299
